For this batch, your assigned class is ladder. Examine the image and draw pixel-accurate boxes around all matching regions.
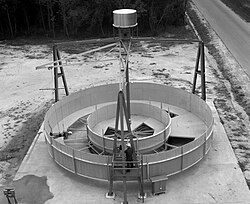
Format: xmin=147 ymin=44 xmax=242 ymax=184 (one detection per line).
xmin=108 ymin=154 xmax=145 ymax=203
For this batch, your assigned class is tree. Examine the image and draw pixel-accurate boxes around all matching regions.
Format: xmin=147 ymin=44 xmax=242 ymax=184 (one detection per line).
xmin=48 ymin=0 xmax=56 ymax=38
xmin=0 ymin=0 xmax=14 ymax=38
xmin=57 ymin=0 xmax=71 ymax=37
xmin=37 ymin=0 xmax=47 ymax=33
xmin=0 ymin=0 xmax=189 ymax=39
xmin=21 ymin=1 xmax=31 ymax=35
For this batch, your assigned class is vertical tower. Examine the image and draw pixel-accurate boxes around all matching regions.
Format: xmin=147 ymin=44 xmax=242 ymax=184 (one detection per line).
xmin=107 ymin=9 xmax=144 ymax=204
xmin=113 ymin=8 xmax=137 ymax=161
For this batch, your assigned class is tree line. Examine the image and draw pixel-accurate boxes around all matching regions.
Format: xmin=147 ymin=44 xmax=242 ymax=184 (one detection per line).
xmin=0 ymin=0 xmax=188 ymax=39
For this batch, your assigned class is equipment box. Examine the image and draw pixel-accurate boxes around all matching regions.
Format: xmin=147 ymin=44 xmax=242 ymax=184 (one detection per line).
xmin=150 ymin=175 xmax=168 ymax=195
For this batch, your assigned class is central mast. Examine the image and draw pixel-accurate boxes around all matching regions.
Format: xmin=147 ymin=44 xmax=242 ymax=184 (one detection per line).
xmin=107 ymin=9 xmax=144 ymax=204
xmin=114 ymin=9 xmax=137 ymax=154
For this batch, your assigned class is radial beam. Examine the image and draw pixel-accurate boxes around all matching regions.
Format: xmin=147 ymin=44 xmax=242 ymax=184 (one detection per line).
xmin=36 ymin=43 xmax=118 ymax=70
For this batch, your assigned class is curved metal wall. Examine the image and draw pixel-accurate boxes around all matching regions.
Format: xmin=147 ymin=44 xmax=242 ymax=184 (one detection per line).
xmin=87 ymin=102 xmax=171 ymax=153
xmin=43 ymin=82 xmax=213 ymax=181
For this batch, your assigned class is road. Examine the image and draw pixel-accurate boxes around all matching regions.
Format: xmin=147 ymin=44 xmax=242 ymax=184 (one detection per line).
xmin=192 ymin=0 xmax=250 ymax=77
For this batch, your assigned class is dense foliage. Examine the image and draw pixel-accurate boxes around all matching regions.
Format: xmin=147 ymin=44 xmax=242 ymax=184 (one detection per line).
xmin=220 ymin=0 xmax=250 ymax=22
xmin=0 ymin=0 xmax=188 ymax=39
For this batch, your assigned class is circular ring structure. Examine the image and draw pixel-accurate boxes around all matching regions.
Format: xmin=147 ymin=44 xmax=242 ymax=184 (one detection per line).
xmin=43 ymin=82 xmax=213 ymax=181
xmin=87 ymin=102 xmax=171 ymax=154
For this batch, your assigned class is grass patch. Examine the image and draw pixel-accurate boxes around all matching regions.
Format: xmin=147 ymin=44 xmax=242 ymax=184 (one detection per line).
xmin=220 ymin=0 xmax=250 ymax=22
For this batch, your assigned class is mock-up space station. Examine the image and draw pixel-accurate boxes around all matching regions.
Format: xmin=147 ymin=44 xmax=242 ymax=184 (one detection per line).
xmin=39 ymin=9 xmax=213 ymax=204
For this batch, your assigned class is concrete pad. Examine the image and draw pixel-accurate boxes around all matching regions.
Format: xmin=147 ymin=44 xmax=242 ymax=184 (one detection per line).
xmin=1 ymin=100 xmax=249 ymax=204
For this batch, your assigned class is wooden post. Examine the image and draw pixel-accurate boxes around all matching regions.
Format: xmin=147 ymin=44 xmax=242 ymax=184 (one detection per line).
xmin=136 ymin=136 xmax=139 ymax=153
xmin=192 ymin=43 xmax=201 ymax=94
xmin=53 ymin=45 xmax=69 ymax=102
xmin=102 ymin=129 xmax=105 ymax=154
xmin=72 ymin=150 xmax=77 ymax=174
xmin=147 ymin=162 xmax=149 ymax=180
xmin=86 ymin=126 xmax=90 ymax=142
xmin=53 ymin=45 xmax=59 ymax=102
xmin=108 ymin=158 xmax=114 ymax=196
xmin=50 ymin=137 xmax=55 ymax=159
xmin=192 ymin=41 xmax=206 ymax=101
xmin=56 ymin=48 xmax=69 ymax=96
xmin=139 ymin=154 xmax=145 ymax=202
xmin=181 ymin=147 xmax=183 ymax=171
xmin=200 ymin=42 xmax=206 ymax=101
xmin=203 ymin=132 xmax=207 ymax=156
xmin=164 ymin=130 xmax=167 ymax=150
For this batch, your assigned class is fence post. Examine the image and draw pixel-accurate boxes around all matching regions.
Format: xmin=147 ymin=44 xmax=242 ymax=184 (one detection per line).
xmin=53 ymin=45 xmax=59 ymax=102
xmin=203 ymin=133 xmax=207 ymax=156
xmin=56 ymin=48 xmax=69 ymax=96
xmin=200 ymin=42 xmax=206 ymax=101
xmin=147 ymin=156 xmax=150 ymax=180
xmin=181 ymin=146 xmax=183 ymax=171
xmin=192 ymin=42 xmax=201 ymax=94
xmin=102 ymin=129 xmax=105 ymax=153
xmin=50 ymin=137 xmax=55 ymax=159
xmin=164 ymin=130 xmax=167 ymax=150
xmin=72 ymin=149 xmax=77 ymax=174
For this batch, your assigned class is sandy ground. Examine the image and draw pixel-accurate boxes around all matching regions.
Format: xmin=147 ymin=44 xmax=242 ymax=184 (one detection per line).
xmin=0 ymin=20 xmax=249 ymax=192
xmin=0 ymin=36 xmax=215 ymax=185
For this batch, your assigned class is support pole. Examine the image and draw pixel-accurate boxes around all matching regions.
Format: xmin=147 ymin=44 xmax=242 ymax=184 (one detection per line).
xmin=120 ymin=92 xmax=128 ymax=204
xmin=56 ymin=49 xmax=69 ymax=96
xmin=53 ymin=45 xmax=59 ymax=102
xmin=192 ymin=43 xmax=201 ymax=94
xmin=107 ymin=156 xmax=114 ymax=197
xmin=126 ymin=62 xmax=131 ymax=122
xmin=181 ymin=147 xmax=184 ymax=171
xmin=121 ymin=92 xmax=134 ymax=150
xmin=138 ymin=154 xmax=145 ymax=202
xmin=200 ymin=42 xmax=206 ymax=101
xmin=191 ymin=41 xmax=206 ymax=101
xmin=164 ymin=130 xmax=167 ymax=150
xmin=102 ymin=129 xmax=105 ymax=154
xmin=53 ymin=45 xmax=69 ymax=102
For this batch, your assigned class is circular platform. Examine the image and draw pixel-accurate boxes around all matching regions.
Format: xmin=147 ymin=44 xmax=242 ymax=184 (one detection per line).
xmin=43 ymin=82 xmax=213 ymax=181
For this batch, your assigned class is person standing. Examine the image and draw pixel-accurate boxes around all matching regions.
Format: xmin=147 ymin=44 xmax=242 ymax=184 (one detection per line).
xmin=125 ymin=143 xmax=133 ymax=172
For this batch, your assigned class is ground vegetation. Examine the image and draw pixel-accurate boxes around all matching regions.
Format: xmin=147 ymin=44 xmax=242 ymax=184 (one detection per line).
xmin=220 ymin=0 xmax=250 ymax=22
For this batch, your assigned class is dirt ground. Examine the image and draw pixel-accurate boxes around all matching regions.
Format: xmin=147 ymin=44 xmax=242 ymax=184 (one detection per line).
xmin=0 ymin=17 xmax=249 ymax=194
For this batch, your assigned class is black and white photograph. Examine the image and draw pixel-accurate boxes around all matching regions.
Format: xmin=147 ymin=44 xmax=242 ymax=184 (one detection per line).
xmin=0 ymin=0 xmax=249 ymax=203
